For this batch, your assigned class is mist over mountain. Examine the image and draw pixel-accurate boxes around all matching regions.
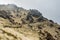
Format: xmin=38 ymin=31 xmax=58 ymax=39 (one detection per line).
xmin=0 ymin=4 xmax=60 ymax=40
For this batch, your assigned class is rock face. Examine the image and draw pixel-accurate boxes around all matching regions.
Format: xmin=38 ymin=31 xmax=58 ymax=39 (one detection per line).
xmin=0 ymin=4 xmax=60 ymax=40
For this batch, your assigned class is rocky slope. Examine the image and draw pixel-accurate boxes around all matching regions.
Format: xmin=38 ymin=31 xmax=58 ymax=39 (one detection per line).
xmin=0 ymin=4 xmax=60 ymax=40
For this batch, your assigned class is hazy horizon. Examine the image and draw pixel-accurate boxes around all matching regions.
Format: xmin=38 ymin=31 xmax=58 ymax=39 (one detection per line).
xmin=0 ymin=0 xmax=60 ymax=24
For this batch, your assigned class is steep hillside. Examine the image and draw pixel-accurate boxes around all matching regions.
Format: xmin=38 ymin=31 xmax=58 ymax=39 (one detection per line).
xmin=0 ymin=4 xmax=60 ymax=40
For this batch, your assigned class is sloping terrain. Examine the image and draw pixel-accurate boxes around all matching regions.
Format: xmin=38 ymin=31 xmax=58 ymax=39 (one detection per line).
xmin=0 ymin=4 xmax=60 ymax=40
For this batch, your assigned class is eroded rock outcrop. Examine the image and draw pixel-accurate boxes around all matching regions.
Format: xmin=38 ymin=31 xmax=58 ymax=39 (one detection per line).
xmin=0 ymin=4 xmax=60 ymax=40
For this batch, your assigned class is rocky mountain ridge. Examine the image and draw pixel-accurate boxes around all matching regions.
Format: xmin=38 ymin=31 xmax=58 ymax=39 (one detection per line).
xmin=0 ymin=4 xmax=60 ymax=40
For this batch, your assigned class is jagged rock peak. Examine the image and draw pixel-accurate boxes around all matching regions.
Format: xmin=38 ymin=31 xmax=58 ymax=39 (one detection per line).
xmin=0 ymin=4 xmax=60 ymax=40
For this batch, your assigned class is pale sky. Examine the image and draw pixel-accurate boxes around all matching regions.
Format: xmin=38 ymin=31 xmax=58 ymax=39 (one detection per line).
xmin=0 ymin=0 xmax=60 ymax=24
